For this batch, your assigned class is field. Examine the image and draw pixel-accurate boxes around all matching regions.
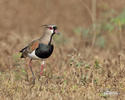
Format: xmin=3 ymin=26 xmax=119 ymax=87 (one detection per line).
xmin=0 ymin=0 xmax=125 ymax=99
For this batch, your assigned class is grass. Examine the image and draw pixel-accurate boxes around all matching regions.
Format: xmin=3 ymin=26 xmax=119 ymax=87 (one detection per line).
xmin=0 ymin=46 xmax=125 ymax=99
xmin=0 ymin=0 xmax=125 ymax=99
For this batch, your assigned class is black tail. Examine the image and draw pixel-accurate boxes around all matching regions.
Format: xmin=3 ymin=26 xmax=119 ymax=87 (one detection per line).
xmin=20 ymin=54 xmax=25 ymax=58
xmin=20 ymin=46 xmax=28 ymax=52
xmin=20 ymin=46 xmax=28 ymax=58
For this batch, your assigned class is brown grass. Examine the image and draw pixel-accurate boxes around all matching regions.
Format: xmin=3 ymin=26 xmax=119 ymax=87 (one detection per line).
xmin=0 ymin=0 xmax=125 ymax=100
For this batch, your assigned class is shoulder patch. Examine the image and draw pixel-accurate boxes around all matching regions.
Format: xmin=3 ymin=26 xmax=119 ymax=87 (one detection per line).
xmin=31 ymin=41 xmax=39 ymax=51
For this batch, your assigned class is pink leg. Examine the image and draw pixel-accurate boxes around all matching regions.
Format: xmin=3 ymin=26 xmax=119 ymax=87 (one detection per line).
xmin=29 ymin=59 xmax=35 ymax=83
xmin=40 ymin=61 xmax=45 ymax=75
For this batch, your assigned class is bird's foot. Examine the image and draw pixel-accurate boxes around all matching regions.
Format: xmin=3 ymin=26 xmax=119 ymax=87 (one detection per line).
xmin=40 ymin=71 xmax=43 ymax=75
xmin=32 ymin=78 xmax=35 ymax=84
xmin=28 ymin=77 xmax=35 ymax=85
xmin=24 ymin=77 xmax=35 ymax=86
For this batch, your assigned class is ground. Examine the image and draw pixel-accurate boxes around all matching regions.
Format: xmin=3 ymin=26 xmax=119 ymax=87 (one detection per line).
xmin=0 ymin=0 xmax=125 ymax=100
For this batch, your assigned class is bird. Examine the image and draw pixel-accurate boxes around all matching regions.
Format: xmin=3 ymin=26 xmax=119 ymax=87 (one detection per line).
xmin=20 ymin=24 xmax=60 ymax=83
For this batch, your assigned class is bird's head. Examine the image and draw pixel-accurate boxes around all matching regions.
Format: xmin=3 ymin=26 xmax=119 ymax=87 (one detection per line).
xmin=42 ymin=24 xmax=60 ymax=35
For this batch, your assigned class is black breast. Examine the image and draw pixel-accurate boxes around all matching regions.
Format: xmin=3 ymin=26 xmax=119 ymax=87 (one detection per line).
xmin=35 ymin=43 xmax=54 ymax=59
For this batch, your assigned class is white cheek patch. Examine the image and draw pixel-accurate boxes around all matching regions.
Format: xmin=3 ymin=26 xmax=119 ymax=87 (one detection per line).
xmin=50 ymin=29 xmax=54 ymax=34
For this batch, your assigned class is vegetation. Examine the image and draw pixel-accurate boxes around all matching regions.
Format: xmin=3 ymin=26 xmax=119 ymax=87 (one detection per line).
xmin=0 ymin=0 xmax=125 ymax=100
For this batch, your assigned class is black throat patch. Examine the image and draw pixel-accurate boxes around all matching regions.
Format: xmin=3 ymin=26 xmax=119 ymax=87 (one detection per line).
xmin=35 ymin=43 xmax=54 ymax=59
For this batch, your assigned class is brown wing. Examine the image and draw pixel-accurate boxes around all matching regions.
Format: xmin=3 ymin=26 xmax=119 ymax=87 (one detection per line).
xmin=29 ymin=40 xmax=39 ymax=52
xmin=20 ymin=40 xmax=39 ymax=58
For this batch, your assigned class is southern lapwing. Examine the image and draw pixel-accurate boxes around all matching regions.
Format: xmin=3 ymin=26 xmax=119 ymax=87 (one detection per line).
xmin=20 ymin=24 xmax=59 ymax=83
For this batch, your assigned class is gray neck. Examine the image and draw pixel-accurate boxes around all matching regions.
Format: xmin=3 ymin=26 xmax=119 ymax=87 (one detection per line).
xmin=39 ymin=30 xmax=54 ymax=45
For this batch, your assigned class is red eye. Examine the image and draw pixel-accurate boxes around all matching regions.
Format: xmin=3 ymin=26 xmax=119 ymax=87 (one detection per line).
xmin=49 ymin=27 xmax=53 ymax=30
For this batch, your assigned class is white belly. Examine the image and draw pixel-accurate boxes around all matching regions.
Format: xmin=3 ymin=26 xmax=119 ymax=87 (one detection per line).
xmin=28 ymin=50 xmax=41 ymax=60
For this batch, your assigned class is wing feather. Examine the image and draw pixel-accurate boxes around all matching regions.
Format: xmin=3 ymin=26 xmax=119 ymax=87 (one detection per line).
xmin=20 ymin=40 xmax=39 ymax=58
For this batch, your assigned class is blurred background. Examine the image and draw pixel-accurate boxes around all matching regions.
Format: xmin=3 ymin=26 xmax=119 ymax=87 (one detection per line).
xmin=0 ymin=0 xmax=125 ymax=99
